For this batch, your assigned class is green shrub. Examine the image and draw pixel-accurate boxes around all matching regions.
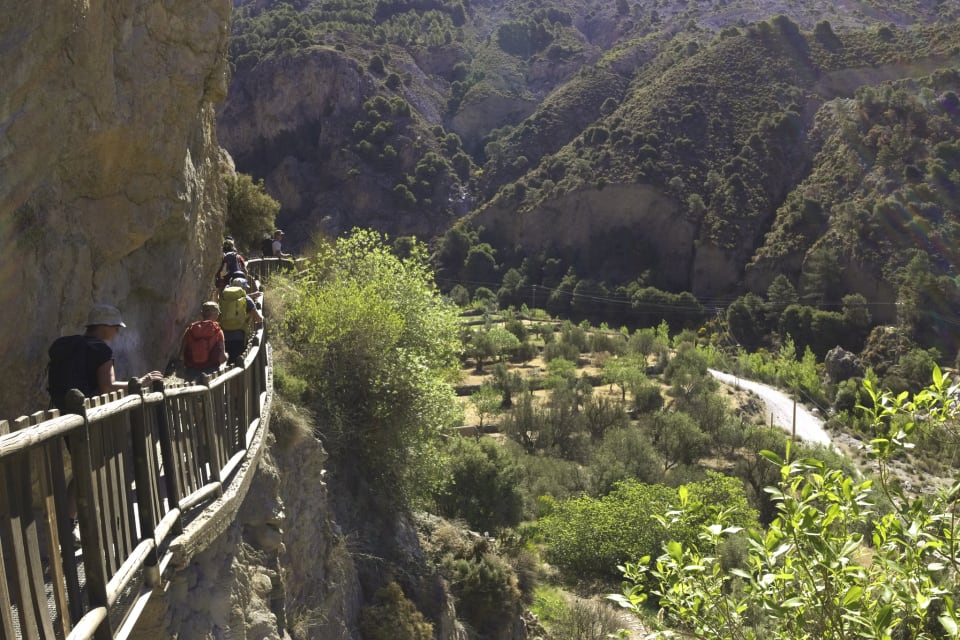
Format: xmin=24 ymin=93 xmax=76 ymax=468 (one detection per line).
xmin=441 ymin=551 xmax=522 ymax=637
xmin=368 ymin=54 xmax=385 ymax=74
xmin=613 ymin=371 xmax=960 ymax=639
xmin=280 ymin=231 xmax=461 ymax=505
xmin=631 ymin=380 xmax=664 ymax=414
xmin=541 ymin=473 xmax=755 ymax=581
xmin=434 ymin=438 xmax=524 ymax=532
xmin=589 ymin=426 xmax=662 ymax=495
xmin=543 ymin=340 xmax=580 ymax=363
xmin=225 ymin=173 xmax=280 ymax=251
xmin=359 ymin=582 xmax=433 ymax=640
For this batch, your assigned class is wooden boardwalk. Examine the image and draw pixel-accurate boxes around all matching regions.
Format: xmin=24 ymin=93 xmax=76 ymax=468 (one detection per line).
xmin=1 ymin=257 xmax=285 ymax=640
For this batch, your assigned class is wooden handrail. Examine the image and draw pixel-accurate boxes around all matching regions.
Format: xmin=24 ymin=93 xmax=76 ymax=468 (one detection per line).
xmin=1 ymin=307 xmax=274 ymax=639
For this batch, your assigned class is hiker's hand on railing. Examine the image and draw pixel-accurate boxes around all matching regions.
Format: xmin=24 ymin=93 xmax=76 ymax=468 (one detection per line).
xmin=139 ymin=371 xmax=164 ymax=386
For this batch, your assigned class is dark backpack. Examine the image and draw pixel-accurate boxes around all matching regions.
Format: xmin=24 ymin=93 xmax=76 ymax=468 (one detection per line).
xmin=47 ymin=335 xmax=91 ymax=411
xmin=222 ymin=251 xmax=243 ymax=277
xmin=183 ymin=320 xmax=220 ymax=369
xmin=261 ymin=237 xmax=274 ymax=257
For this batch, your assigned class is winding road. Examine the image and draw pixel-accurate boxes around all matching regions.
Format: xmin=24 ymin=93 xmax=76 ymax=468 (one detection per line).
xmin=708 ymin=369 xmax=832 ymax=446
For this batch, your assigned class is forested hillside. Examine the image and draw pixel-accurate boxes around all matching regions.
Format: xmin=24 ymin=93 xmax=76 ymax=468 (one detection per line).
xmin=219 ymin=0 xmax=960 ymax=371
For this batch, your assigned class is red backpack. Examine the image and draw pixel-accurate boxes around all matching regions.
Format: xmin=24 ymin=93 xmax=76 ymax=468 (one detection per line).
xmin=183 ymin=320 xmax=221 ymax=369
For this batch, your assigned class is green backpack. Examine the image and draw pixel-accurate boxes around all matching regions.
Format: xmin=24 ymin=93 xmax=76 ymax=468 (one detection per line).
xmin=219 ymin=286 xmax=248 ymax=332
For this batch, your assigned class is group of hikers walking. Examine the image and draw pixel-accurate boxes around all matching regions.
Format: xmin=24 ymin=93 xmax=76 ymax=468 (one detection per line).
xmin=44 ymin=232 xmax=279 ymax=547
xmin=46 ymin=231 xmax=279 ymax=413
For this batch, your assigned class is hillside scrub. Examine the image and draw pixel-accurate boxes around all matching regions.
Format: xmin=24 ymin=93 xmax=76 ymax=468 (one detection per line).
xmin=539 ymin=472 xmax=757 ymax=582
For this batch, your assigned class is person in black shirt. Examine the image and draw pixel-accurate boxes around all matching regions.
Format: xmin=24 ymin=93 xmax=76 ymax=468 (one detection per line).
xmin=47 ymin=303 xmax=163 ymax=543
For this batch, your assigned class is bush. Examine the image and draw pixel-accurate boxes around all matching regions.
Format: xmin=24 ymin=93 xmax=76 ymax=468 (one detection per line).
xmin=614 ymin=371 xmax=960 ymax=638
xmin=543 ymin=340 xmax=580 ymax=363
xmin=552 ymin=599 xmax=626 ymax=640
xmin=280 ymin=230 xmax=461 ymax=505
xmin=441 ymin=550 xmax=523 ymax=637
xmin=589 ymin=426 xmax=663 ymax=495
xmin=631 ymin=380 xmax=664 ymax=414
xmin=368 ymin=54 xmax=385 ymax=74
xmin=225 ymin=173 xmax=280 ymax=251
xmin=434 ymin=438 xmax=524 ymax=532
xmin=541 ymin=473 xmax=755 ymax=581
xmin=358 ymin=582 xmax=433 ymax=640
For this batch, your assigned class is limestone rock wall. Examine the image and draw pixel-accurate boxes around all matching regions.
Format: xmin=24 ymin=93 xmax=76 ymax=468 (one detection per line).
xmin=0 ymin=0 xmax=233 ymax=420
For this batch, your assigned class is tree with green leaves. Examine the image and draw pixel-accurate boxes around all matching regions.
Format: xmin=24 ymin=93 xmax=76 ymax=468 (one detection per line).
xmin=612 ymin=367 xmax=960 ymax=639
xmin=280 ymin=230 xmax=462 ymax=504
xmin=470 ymin=327 xmax=520 ymax=372
xmin=225 ymin=173 xmax=281 ymax=252
xmin=601 ymin=355 xmax=646 ymax=401
xmin=434 ymin=437 xmax=524 ymax=532
xmin=470 ymin=382 xmax=503 ymax=432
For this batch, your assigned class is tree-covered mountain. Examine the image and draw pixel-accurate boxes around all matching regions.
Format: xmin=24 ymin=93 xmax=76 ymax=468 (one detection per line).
xmin=218 ymin=0 xmax=960 ymax=360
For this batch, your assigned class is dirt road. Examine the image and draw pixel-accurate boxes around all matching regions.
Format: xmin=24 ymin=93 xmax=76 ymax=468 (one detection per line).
xmin=709 ymin=369 xmax=831 ymax=446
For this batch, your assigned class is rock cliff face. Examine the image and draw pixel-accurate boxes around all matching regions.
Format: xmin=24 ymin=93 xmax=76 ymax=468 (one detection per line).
xmin=0 ymin=0 xmax=233 ymax=421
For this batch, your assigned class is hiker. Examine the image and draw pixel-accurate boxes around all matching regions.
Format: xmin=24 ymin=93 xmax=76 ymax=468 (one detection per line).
xmin=261 ymin=232 xmax=274 ymax=257
xmin=220 ymin=278 xmax=264 ymax=365
xmin=47 ymin=303 xmax=163 ymax=544
xmin=217 ymin=238 xmax=248 ymax=290
xmin=178 ymin=301 xmax=227 ymax=379
xmin=48 ymin=303 xmax=164 ymax=409
xmin=271 ymin=229 xmax=292 ymax=259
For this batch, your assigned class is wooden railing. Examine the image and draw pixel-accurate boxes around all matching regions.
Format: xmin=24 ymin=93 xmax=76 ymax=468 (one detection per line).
xmin=0 ymin=257 xmax=286 ymax=640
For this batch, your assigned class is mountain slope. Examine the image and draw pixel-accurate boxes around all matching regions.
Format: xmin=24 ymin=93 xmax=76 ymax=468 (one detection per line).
xmin=218 ymin=1 xmax=960 ymax=346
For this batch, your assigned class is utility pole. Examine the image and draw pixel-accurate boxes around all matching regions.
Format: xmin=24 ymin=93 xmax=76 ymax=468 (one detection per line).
xmin=791 ymin=388 xmax=797 ymax=443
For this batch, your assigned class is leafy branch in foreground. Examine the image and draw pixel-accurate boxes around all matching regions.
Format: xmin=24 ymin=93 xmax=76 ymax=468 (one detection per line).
xmin=611 ymin=365 xmax=960 ymax=639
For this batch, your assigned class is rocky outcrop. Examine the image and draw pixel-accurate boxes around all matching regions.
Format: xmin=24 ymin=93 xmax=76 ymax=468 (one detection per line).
xmin=824 ymin=346 xmax=864 ymax=383
xmin=132 ymin=428 xmax=361 ymax=640
xmin=474 ymin=183 xmax=694 ymax=289
xmin=1 ymin=0 xmax=233 ymax=420
xmin=217 ymin=47 xmax=468 ymax=244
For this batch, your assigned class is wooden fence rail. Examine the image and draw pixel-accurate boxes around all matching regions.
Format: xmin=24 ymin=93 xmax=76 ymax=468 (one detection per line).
xmin=1 ymin=256 xmax=282 ymax=640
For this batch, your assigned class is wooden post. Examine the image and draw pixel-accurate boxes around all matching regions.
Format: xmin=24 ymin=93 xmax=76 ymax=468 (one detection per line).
xmin=129 ymin=379 xmax=162 ymax=587
xmin=155 ymin=381 xmax=184 ymax=536
xmin=792 ymin=391 xmax=797 ymax=443
xmin=202 ymin=379 xmax=224 ymax=483
xmin=65 ymin=390 xmax=114 ymax=640
xmin=29 ymin=410 xmax=72 ymax=637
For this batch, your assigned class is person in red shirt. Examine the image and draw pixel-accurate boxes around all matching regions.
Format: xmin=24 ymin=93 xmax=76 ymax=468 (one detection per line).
xmin=178 ymin=301 xmax=227 ymax=379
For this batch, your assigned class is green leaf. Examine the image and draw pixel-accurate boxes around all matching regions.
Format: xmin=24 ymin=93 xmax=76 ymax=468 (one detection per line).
xmin=667 ymin=540 xmax=683 ymax=561
xmin=875 ymin=605 xmax=894 ymax=631
xmin=759 ymin=449 xmax=783 ymax=465
xmin=939 ymin=613 xmax=958 ymax=636
xmin=842 ymin=586 xmax=863 ymax=606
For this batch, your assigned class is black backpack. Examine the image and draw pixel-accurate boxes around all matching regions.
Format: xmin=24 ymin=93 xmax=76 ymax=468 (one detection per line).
xmin=222 ymin=251 xmax=243 ymax=276
xmin=261 ymin=237 xmax=274 ymax=257
xmin=47 ymin=335 xmax=91 ymax=412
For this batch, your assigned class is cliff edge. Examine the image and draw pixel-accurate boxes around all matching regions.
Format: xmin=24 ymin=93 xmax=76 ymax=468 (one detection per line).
xmin=0 ymin=0 xmax=233 ymax=420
